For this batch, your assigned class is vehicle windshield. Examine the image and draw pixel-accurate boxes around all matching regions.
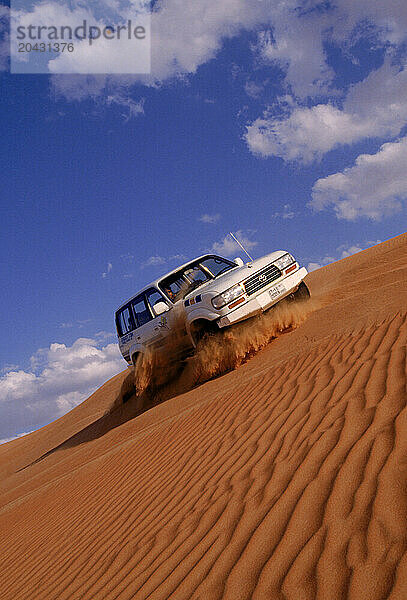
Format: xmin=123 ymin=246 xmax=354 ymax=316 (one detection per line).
xmin=159 ymin=255 xmax=235 ymax=302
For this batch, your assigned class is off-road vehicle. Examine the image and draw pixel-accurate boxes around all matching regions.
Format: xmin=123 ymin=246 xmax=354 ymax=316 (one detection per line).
xmin=115 ymin=251 xmax=309 ymax=366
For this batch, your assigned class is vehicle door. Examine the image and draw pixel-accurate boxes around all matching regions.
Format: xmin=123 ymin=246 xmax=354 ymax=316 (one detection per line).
xmin=131 ymin=288 xmax=171 ymax=350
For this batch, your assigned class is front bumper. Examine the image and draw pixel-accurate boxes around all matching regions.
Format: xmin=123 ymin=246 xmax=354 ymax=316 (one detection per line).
xmin=217 ymin=267 xmax=308 ymax=328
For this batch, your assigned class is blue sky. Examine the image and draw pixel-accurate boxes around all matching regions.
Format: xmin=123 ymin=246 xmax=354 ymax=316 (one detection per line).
xmin=1 ymin=1 xmax=406 ymax=442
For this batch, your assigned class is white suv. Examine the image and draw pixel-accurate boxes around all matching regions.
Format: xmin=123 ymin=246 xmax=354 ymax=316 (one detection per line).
xmin=115 ymin=252 xmax=309 ymax=366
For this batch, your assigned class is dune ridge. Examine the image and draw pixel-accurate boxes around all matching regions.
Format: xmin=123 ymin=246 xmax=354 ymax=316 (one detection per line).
xmin=0 ymin=233 xmax=406 ymax=599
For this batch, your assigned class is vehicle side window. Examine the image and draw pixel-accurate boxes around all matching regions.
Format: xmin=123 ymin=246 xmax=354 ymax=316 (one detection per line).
xmin=145 ymin=289 xmax=169 ymax=317
xmin=117 ymin=306 xmax=135 ymax=336
xmin=132 ymin=295 xmax=152 ymax=327
xmin=160 ymin=276 xmax=186 ymax=302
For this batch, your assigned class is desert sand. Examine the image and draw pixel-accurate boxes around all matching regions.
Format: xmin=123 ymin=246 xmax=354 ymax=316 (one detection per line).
xmin=0 ymin=233 xmax=406 ymax=599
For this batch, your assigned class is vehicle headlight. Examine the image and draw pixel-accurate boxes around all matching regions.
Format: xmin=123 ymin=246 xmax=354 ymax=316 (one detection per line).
xmin=212 ymin=283 xmax=245 ymax=309
xmin=274 ymin=253 xmax=294 ymax=270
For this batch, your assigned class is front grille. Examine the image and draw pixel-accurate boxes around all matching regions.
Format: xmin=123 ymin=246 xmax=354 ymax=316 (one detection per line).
xmin=244 ymin=263 xmax=282 ymax=296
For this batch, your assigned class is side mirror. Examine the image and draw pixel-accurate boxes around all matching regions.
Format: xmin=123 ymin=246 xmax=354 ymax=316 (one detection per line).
xmin=234 ymin=257 xmax=244 ymax=267
xmin=154 ymin=301 xmax=170 ymax=316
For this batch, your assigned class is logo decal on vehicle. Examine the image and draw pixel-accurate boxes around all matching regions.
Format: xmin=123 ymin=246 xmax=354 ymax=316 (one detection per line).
xmin=158 ymin=315 xmax=169 ymax=329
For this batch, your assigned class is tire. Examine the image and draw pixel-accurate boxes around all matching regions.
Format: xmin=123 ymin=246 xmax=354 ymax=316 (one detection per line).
xmin=125 ymin=352 xmax=142 ymax=400
xmin=290 ymin=281 xmax=310 ymax=302
xmin=190 ymin=320 xmax=219 ymax=347
xmin=132 ymin=352 xmax=142 ymax=368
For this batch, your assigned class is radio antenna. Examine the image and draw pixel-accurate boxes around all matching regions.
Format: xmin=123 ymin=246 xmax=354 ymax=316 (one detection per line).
xmin=229 ymin=232 xmax=254 ymax=262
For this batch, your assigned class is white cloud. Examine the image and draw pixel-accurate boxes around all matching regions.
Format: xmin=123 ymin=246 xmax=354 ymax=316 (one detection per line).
xmin=344 ymin=61 xmax=407 ymax=137
xmin=94 ymin=330 xmax=115 ymax=341
xmin=46 ymin=0 xmax=337 ymax=102
xmin=47 ymin=0 xmax=333 ymax=101
xmin=35 ymin=0 xmax=407 ymax=170
xmin=0 ymin=337 xmax=124 ymax=441
xmin=271 ymin=204 xmax=295 ymax=220
xmin=244 ymin=80 xmax=264 ymax=99
xmin=7 ymin=0 xmax=407 ymax=108
xmin=310 ymin=137 xmax=407 ymax=220
xmin=0 ymin=363 xmax=19 ymax=375
xmin=60 ymin=318 xmax=92 ymax=329
xmin=212 ymin=230 xmax=257 ymax=257
xmin=48 ymin=27 xmax=150 ymax=75
xmin=199 ymin=213 xmax=220 ymax=224
xmin=245 ymin=102 xmax=370 ymax=163
xmin=11 ymin=1 xmax=151 ymax=74
xmin=106 ymin=95 xmax=145 ymax=120
xmin=51 ymin=74 xmax=112 ymax=101
xmin=50 ymin=0 xmax=270 ymax=100
xmin=256 ymin=13 xmax=334 ymax=99
xmin=246 ymin=62 xmax=407 ymax=163
xmin=0 ymin=370 xmax=37 ymax=399
xmin=332 ymin=0 xmax=407 ymax=46
xmin=258 ymin=0 xmax=407 ymax=100
xmin=11 ymin=2 xmax=92 ymax=64
xmin=8 ymin=0 xmax=407 ymax=190
xmin=140 ymin=254 xmax=188 ymax=270
xmin=255 ymin=1 xmax=407 ymax=101
xmin=141 ymin=255 xmax=166 ymax=269
xmin=149 ymin=0 xmax=268 ymax=82
xmin=168 ymin=254 xmax=187 ymax=262
xmin=102 ymin=262 xmax=113 ymax=278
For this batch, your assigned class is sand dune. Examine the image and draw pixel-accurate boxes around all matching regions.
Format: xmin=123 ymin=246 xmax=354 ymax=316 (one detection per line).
xmin=0 ymin=233 xmax=406 ymax=599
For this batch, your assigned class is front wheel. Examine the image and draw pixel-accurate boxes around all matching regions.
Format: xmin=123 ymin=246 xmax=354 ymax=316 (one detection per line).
xmin=124 ymin=352 xmax=143 ymax=400
xmin=190 ymin=320 xmax=219 ymax=347
xmin=288 ymin=281 xmax=310 ymax=302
